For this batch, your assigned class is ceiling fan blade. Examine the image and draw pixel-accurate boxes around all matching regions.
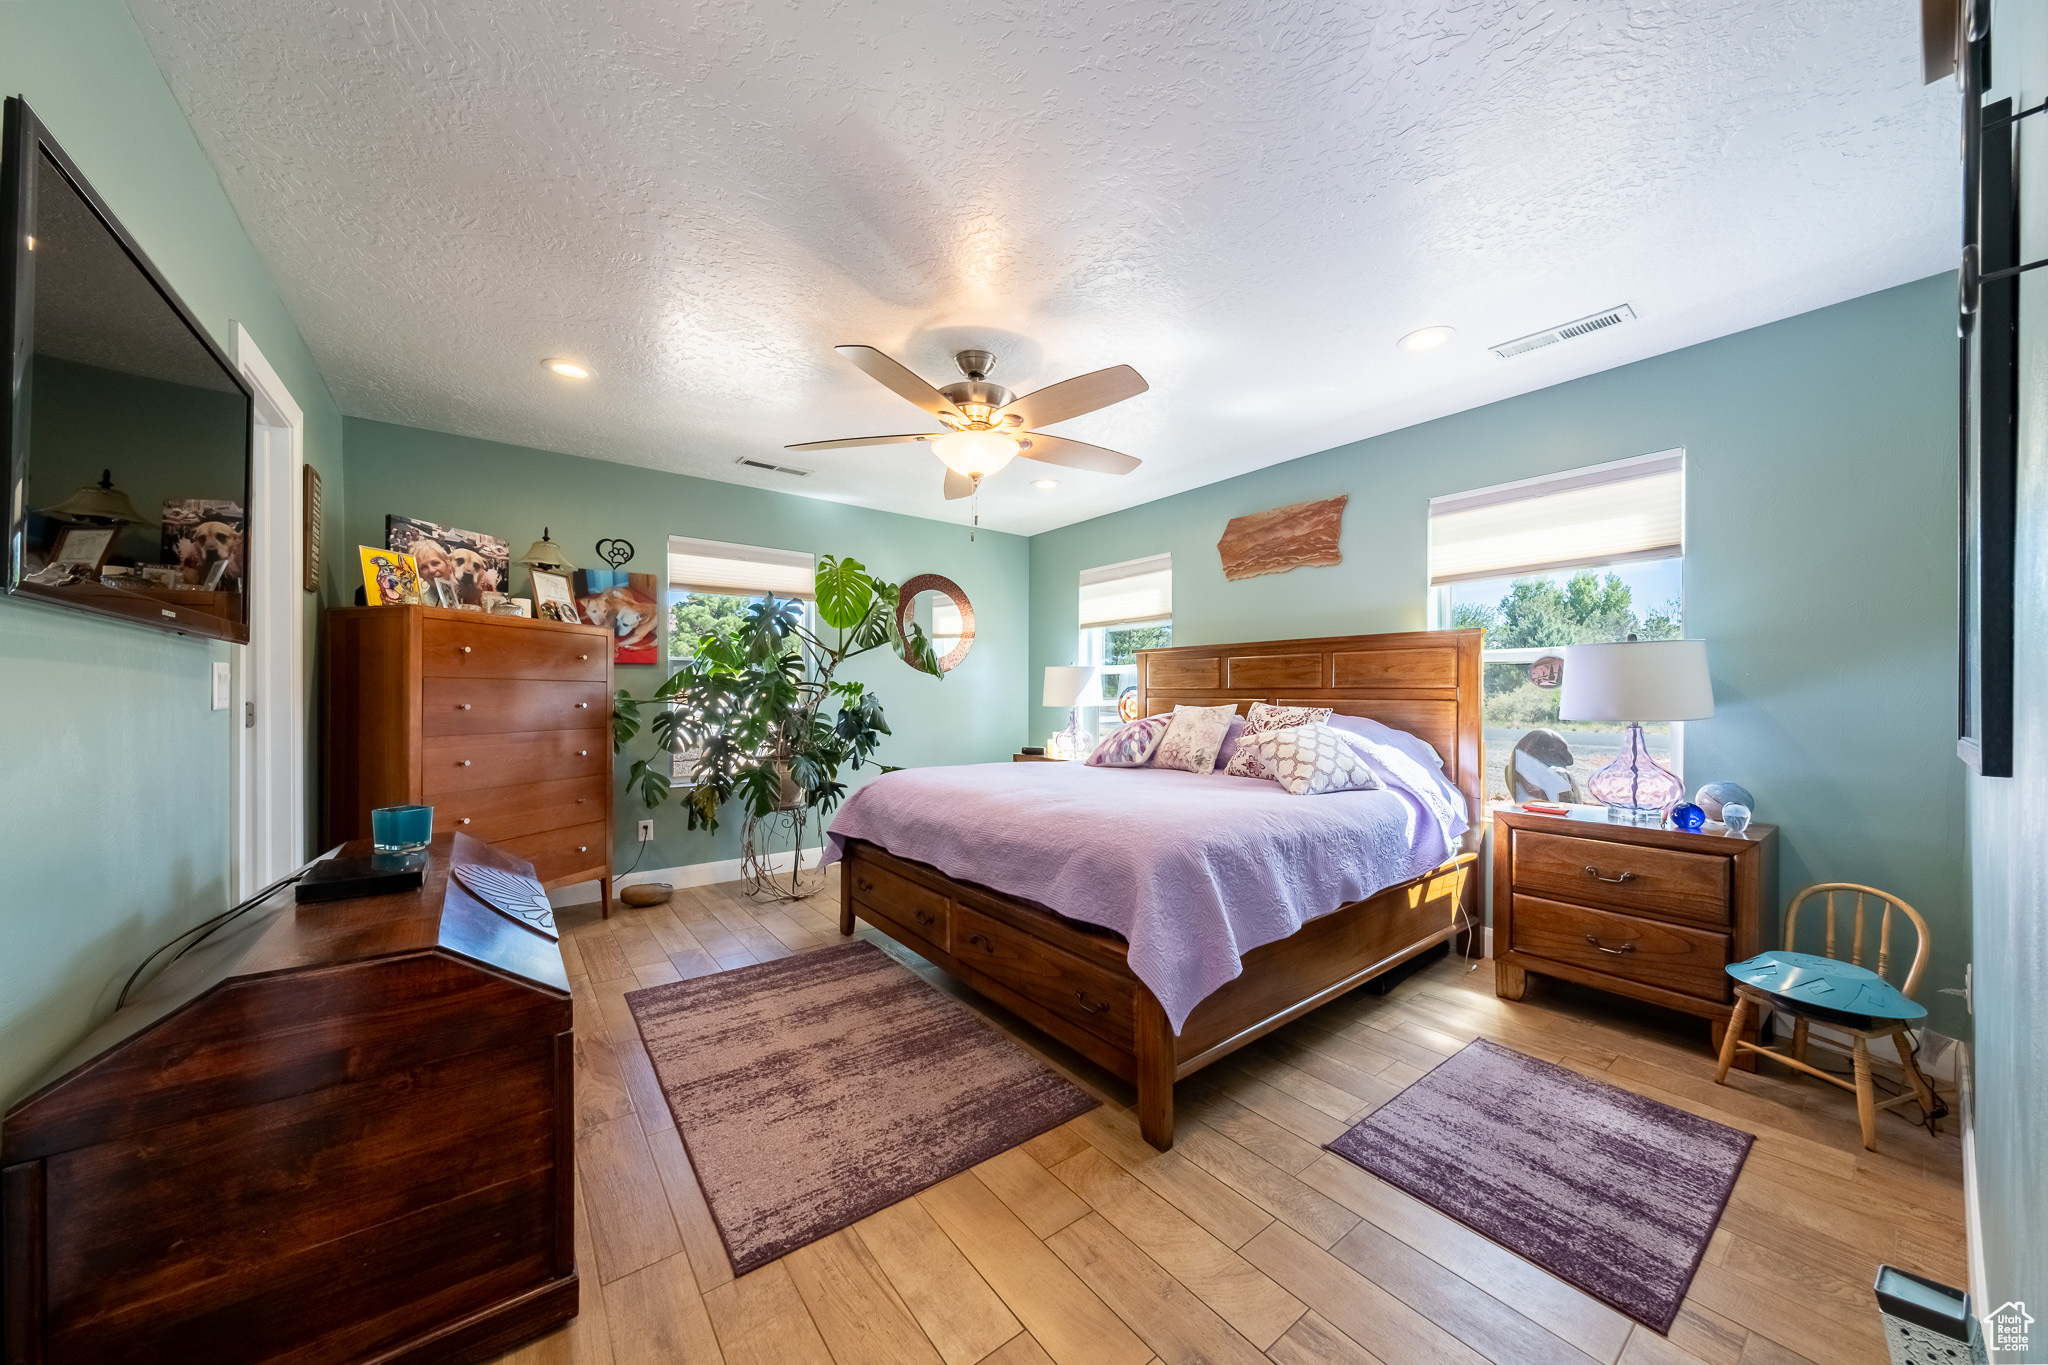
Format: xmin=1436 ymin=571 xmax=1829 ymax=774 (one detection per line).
xmin=1018 ymin=433 xmax=1141 ymax=475
xmin=835 ymin=345 xmax=965 ymax=421
xmin=998 ymin=364 xmax=1148 ymax=429
xmin=943 ymin=468 xmax=975 ymax=500
xmin=784 ymin=433 xmax=933 ymax=452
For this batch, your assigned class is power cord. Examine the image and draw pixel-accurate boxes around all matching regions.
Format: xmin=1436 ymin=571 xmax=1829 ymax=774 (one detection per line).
xmin=116 ymin=846 xmax=340 ymax=1009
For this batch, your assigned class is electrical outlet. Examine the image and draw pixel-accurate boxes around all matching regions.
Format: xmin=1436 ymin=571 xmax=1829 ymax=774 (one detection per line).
xmin=637 ymin=819 xmax=655 ymax=843
xmin=211 ymin=661 xmax=231 ymax=710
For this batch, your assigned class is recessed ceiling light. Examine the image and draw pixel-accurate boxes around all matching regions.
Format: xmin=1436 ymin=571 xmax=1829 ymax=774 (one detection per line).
xmin=1032 ymin=478 xmax=1059 ymax=490
xmin=1397 ymin=326 xmax=1456 ymax=352
xmin=544 ymin=358 xmax=591 ymax=379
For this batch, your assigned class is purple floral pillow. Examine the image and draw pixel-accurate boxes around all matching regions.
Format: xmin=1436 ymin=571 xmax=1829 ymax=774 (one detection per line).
xmin=1086 ymin=714 xmax=1173 ymax=767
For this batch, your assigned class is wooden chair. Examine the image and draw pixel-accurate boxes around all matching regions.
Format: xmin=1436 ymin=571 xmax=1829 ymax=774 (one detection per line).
xmin=1713 ymin=882 xmax=1943 ymax=1151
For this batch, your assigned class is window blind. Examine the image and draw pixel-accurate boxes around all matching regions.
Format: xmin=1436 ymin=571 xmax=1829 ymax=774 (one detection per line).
xmin=1427 ymin=451 xmax=1683 ymax=586
xmin=667 ymin=536 xmax=816 ymax=599
xmin=1079 ymin=553 xmax=1172 ymax=627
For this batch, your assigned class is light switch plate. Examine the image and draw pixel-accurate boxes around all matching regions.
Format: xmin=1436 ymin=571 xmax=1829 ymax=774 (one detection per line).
xmin=211 ymin=661 xmax=231 ymax=710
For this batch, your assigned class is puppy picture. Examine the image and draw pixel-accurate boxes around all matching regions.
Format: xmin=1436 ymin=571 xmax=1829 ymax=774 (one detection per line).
xmin=161 ymin=499 xmax=245 ymax=588
xmin=386 ymin=515 xmax=509 ymax=606
xmin=573 ymin=570 xmax=660 ymax=665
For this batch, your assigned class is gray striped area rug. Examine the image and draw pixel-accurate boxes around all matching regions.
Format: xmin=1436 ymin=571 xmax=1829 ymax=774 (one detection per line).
xmin=627 ymin=940 xmax=1098 ymax=1274
xmin=1326 ymin=1037 xmax=1752 ymax=1332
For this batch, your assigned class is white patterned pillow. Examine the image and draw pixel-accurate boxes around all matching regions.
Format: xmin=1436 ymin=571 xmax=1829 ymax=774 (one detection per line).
xmin=1231 ymin=724 xmax=1381 ymax=795
xmin=1243 ymin=701 xmax=1333 ymax=736
xmin=1152 ymin=704 xmax=1239 ymax=774
xmin=1085 ymin=714 xmax=1173 ymax=767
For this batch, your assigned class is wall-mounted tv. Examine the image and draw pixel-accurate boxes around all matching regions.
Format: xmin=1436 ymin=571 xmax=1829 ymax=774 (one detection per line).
xmin=2 ymin=95 xmax=253 ymax=643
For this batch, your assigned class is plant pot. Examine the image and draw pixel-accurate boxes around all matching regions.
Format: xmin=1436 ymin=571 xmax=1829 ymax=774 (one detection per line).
xmin=772 ymin=761 xmax=803 ymax=811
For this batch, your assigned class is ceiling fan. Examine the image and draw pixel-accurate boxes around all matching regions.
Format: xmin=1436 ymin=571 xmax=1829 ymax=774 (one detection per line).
xmin=788 ymin=346 xmax=1149 ymax=501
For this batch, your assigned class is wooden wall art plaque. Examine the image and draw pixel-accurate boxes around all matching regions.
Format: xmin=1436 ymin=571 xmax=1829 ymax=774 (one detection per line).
xmin=303 ymin=463 xmax=322 ymax=593
xmin=1217 ymin=494 xmax=1347 ymax=581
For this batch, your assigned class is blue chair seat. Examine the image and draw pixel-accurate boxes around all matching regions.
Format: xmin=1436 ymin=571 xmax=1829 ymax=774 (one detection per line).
xmin=1727 ymin=950 xmax=1927 ymax=1030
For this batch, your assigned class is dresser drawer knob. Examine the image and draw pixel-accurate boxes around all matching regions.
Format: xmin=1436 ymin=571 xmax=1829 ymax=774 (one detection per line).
xmin=578 ymin=845 xmax=589 ymax=853
xmin=578 ymin=749 xmax=588 ymax=757
xmin=459 ymin=759 xmax=472 ymax=767
xmin=913 ymin=908 xmax=936 ymax=927
xmin=577 ymin=797 xmax=587 ymax=804
xmin=459 ymin=817 xmax=471 ymax=825
xmin=1584 ymin=934 xmax=1636 ymax=955
xmin=576 ymin=701 xmax=589 ymax=709
xmin=1074 ymin=989 xmax=1109 ymax=1015
xmin=458 ymin=702 xmax=472 ymax=710
xmin=1583 ymin=865 xmax=1636 ymax=885
xmin=460 ymin=646 xmax=472 ymax=654
xmin=579 ymin=653 xmax=589 ymax=660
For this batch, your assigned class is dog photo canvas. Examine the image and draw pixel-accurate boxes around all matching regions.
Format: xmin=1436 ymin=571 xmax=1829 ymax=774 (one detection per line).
xmin=573 ymin=569 xmax=660 ymax=665
xmin=385 ymin=514 xmax=510 ymax=606
xmin=161 ymin=498 xmax=245 ymax=587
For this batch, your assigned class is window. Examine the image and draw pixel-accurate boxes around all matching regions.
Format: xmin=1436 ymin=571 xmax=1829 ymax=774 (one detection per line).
xmin=1078 ymin=554 xmax=1172 ymax=739
xmin=1426 ymin=452 xmax=1684 ymax=804
xmin=667 ymin=536 xmax=815 ymax=775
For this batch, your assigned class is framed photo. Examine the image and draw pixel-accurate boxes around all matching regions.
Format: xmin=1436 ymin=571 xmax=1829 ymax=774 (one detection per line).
xmin=49 ymin=524 xmax=115 ymax=574
xmin=573 ymin=568 xmax=660 ymax=664
xmin=358 ymin=545 xmax=421 ymax=606
xmin=161 ymin=498 xmax=245 ymax=588
xmin=530 ymin=570 xmax=579 ymax=623
xmin=428 ymin=576 xmax=460 ymax=608
xmin=386 ymin=514 xmax=510 ymax=606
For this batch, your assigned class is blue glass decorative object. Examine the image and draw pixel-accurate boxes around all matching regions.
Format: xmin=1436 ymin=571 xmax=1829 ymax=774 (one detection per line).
xmin=1727 ymin=950 xmax=1926 ymax=1022
xmin=370 ymin=804 xmax=433 ymax=853
xmin=1668 ymin=802 xmax=1706 ymax=832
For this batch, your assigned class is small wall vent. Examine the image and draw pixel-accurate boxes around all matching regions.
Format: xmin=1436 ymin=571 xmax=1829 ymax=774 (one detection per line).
xmin=1489 ymin=304 xmax=1636 ymax=360
xmin=735 ymin=456 xmax=812 ymax=477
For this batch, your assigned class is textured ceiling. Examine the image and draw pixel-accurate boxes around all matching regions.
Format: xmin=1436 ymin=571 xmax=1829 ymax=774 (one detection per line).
xmin=125 ymin=0 xmax=1955 ymax=535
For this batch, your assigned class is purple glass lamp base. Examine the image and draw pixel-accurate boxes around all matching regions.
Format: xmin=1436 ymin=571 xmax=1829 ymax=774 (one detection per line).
xmin=1585 ymin=722 xmax=1685 ymax=818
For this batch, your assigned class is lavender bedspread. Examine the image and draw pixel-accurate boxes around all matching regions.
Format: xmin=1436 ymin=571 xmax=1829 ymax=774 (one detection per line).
xmin=821 ymin=758 xmax=1469 ymax=1032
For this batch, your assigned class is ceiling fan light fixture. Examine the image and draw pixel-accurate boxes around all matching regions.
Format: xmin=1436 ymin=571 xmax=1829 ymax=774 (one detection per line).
xmin=1397 ymin=326 xmax=1456 ymax=353
xmin=932 ymin=429 xmax=1020 ymax=479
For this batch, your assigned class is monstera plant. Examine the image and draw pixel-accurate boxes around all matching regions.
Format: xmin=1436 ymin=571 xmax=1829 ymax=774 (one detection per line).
xmin=611 ymin=555 xmax=942 ymax=896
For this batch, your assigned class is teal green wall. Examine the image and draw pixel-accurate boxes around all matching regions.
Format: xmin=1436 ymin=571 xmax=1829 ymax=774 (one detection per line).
xmin=1964 ymin=0 xmax=2047 ymax=1341
xmin=0 ymin=0 xmax=343 ymax=1103
xmin=341 ymin=419 xmax=1028 ymax=877
xmin=1030 ymin=275 xmax=1969 ymax=1039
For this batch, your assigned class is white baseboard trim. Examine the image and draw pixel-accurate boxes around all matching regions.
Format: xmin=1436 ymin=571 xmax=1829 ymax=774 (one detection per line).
xmin=548 ymin=846 xmax=823 ymax=906
xmin=1483 ymin=926 xmax=1494 ymax=960
xmin=1961 ymin=1044 xmax=1989 ymax=1318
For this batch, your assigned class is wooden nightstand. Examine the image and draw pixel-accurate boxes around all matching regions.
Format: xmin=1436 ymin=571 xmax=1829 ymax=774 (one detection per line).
xmin=1492 ymin=804 xmax=1777 ymax=1064
xmin=1013 ymin=752 xmax=1063 ymax=762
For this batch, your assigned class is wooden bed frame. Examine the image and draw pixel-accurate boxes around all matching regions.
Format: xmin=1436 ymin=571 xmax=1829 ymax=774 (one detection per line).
xmin=837 ymin=628 xmax=1486 ymax=1149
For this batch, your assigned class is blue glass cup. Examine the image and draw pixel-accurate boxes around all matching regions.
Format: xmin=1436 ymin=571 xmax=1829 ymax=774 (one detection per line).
xmin=371 ymin=804 xmax=434 ymax=853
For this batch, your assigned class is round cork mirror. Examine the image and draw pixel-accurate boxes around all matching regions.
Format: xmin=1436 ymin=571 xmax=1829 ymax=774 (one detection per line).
xmin=895 ymin=573 xmax=975 ymax=674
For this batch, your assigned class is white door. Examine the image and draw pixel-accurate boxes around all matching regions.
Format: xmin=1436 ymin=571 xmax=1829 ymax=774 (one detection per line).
xmin=233 ymin=325 xmax=306 ymax=896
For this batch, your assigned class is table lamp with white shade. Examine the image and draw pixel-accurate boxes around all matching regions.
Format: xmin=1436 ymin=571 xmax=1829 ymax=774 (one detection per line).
xmin=1559 ymin=636 xmax=1714 ymax=821
xmin=1043 ymin=665 xmax=1097 ymax=760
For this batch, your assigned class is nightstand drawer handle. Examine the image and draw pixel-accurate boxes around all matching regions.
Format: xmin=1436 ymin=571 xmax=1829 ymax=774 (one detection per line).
xmin=1074 ymin=989 xmax=1109 ymax=1015
xmin=1584 ymin=934 xmax=1636 ymax=955
xmin=967 ymin=932 xmax=994 ymax=952
xmin=854 ymin=876 xmax=874 ymax=893
xmin=1583 ymin=865 xmax=1637 ymax=884
xmin=913 ymin=908 xmax=936 ymax=927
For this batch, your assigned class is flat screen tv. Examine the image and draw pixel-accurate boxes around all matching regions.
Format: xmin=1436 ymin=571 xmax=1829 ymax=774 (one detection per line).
xmin=2 ymin=95 xmax=253 ymax=643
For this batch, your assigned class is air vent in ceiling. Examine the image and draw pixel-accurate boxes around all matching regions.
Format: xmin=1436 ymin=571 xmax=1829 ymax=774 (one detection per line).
xmin=735 ymin=456 xmax=812 ymax=477
xmin=1489 ymin=304 xmax=1636 ymax=360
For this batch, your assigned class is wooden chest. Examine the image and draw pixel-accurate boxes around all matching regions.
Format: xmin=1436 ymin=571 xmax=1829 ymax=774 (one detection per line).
xmin=1491 ymin=805 xmax=1777 ymax=1061
xmin=1 ymin=834 xmax=576 ymax=1365
xmin=325 ymin=606 xmax=614 ymax=914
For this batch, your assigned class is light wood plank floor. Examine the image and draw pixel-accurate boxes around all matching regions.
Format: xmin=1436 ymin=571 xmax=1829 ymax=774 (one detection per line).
xmin=497 ymin=866 xmax=1965 ymax=1365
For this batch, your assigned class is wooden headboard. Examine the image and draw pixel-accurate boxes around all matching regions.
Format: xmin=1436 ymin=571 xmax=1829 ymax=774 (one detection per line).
xmin=1134 ymin=628 xmax=1486 ymax=820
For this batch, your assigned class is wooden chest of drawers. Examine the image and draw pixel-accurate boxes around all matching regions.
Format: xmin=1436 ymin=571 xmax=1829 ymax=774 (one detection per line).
xmin=325 ymin=606 xmax=615 ymax=914
xmin=1491 ymin=806 xmax=1776 ymax=1061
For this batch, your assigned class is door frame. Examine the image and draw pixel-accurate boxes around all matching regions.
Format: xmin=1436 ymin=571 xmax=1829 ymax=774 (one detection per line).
xmin=232 ymin=323 xmax=306 ymax=896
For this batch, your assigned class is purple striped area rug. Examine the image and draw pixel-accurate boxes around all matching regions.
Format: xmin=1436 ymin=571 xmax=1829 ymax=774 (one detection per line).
xmin=627 ymin=941 xmax=1098 ymax=1274
xmin=1326 ymin=1037 xmax=1752 ymax=1332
